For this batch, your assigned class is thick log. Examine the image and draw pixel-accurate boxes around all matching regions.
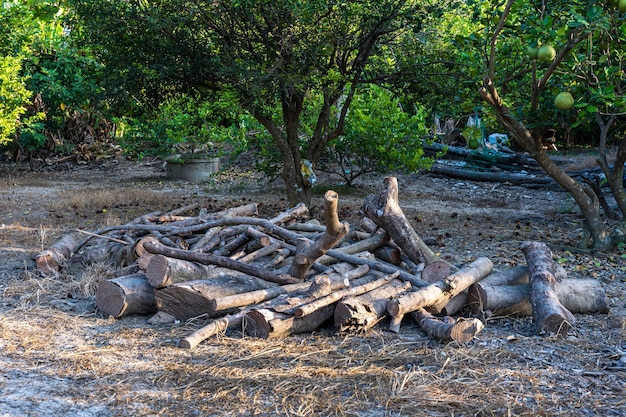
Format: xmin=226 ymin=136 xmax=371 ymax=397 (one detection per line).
xmin=373 ymin=245 xmax=401 ymax=265
xmin=145 ymin=254 xmax=219 ymax=288
xmin=143 ymin=239 xmax=298 ymax=285
xmin=295 ymin=272 xmax=399 ymax=318
xmin=242 ymin=273 xmax=347 ymax=339
xmin=334 ymin=279 xmax=411 ymax=333
xmin=363 ymin=177 xmax=444 ymax=266
xmin=95 ymin=273 xmax=157 ymax=318
xmin=288 ymin=190 xmax=349 ymax=279
xmin=411 ymin=308 xmax=484 ymax=343
xmin=388 ymin=257 xmax=493 ymax=319
xmin=244 ymin=305 xmax=336 ymax=339
xmin=36 ymin=232 xmax=79 ymax=275
xmin=521 ymin=241 xmax=576 ymax=336
xmin=154 ymin=275 xmax=275 ymax=320
xmin=468 ymin=278 xmax=608 ymax=317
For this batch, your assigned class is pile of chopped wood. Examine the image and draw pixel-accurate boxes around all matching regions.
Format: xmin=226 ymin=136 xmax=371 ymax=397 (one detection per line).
xmin=36 ymin=177 xmax=609 ymax=349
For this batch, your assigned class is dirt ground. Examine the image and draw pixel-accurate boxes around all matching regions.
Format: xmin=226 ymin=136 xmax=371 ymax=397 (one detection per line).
xmin=0 ymin=157 xmax=624 ymax=417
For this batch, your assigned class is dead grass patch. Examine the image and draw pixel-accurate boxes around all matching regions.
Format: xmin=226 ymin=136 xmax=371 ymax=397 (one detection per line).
xmin=52 ymin=188 xmax=162 ymax=213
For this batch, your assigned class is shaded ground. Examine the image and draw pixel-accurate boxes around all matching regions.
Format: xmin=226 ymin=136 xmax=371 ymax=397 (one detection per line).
xmin=0 ymin=158 xmax=624 ymax=417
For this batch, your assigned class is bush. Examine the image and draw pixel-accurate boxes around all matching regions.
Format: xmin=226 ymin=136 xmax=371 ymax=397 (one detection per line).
xmin=322 ymin=85 xmax=432 ymax=185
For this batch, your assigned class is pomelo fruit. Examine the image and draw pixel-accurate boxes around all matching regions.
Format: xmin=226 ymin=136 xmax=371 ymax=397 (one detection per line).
xmin=554 ymin=92 xmax=574 ymax=110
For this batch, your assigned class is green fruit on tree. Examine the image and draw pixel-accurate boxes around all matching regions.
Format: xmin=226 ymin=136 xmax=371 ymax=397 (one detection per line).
xmin=527 ymin=44 xmax=540 ymax=59
xmin=538 ymin=45 xmax=556 ymax=62
xmin=554 ymin=92 xmax=574 ymax=110
xmin=619 ymin=0 xmax=626 ymax=12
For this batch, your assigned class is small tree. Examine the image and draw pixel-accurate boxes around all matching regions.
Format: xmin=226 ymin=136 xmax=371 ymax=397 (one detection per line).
xmin=321 ymin=85 xmax=432 ymax=185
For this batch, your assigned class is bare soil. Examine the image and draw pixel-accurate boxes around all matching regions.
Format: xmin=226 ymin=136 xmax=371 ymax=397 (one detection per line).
xmin=0 ymin=158 xmax=624 ymax=417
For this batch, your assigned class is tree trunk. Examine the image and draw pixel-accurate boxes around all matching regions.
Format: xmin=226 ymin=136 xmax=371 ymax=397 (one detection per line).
xmin=363 ymin=176 xmax=447 ymax=266
xmin=521 ymin=241 xmax=576 ymax=336
xmin=480 ymin=77 xmax=611 ymax=249
xmin=95 ymin=273 xmax=157 ymax=318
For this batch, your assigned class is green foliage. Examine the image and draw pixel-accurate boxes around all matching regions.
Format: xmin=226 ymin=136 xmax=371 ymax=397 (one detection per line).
xmin=0 ymin=56 xmax=32 ymax=145
xmin=0 ymin=0 xmax=105 ymax=154
xmin=118 ymin=92 xmax=247 ymax=159
xmin=455 ymin=0 xmax=626 ymax=146
xmin=322 ymin=85 xmax=431 ymax=185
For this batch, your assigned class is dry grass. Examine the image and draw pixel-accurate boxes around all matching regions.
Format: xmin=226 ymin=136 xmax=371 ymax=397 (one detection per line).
xmin=0 ymin=161 xmax=624 ymax=417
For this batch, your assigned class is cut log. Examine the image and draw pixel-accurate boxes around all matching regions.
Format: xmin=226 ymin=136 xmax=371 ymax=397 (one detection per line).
xmin=244 ymin=304 xmax=335 ymax=339
xmin=288 ymin=190 xmax=349 ymax=279
xmin=242 ymin=274 xmax=347 ymax=339
xmin=154 ymin=275 xmax=275 ymax=320
xmin=521 ymin=241 xmax=576 ymax=336
xmin=145 ymin=254 xmax=218 ymax=288
xmin=143 ymin=239 xmax=298 ymax=285
xmin=179 ymin=312 xmax=245 ymax=349
xmin=36 ymin=232 xmax=79 ymax=275
xmin=411 ymin=308 xmax=484 ymax=343
xmin=388 ymin=257 xmax=493 ymax=320
xmin=373 ymin=245 xmax=401 ymax=265
xmin=468 ymin=278 xmax=608 ymax=317
xmin=95 ymin=273 xmax=157 ymax=318
xmin=363 ymin=177 xmax=446 ymax=266
xmin=334 ymin=278 xmax=411 ymax=333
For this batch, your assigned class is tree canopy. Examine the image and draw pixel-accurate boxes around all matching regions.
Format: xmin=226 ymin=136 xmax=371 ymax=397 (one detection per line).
xmin=68 ymin=0 xmax=456 ymax=204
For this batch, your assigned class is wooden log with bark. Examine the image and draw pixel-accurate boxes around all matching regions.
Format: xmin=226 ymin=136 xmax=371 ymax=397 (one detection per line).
xmin=288 ymin=190 xmax=349 ymax=280
xmin=143 ymin=238 xmax=298 ymax=285
xmin=363 ymin=176 xmax=448 ymax=266
xmin=36 ymin=232 xmax=79 ymax=275
xmin=411 ymin=308 xmax=484 ymax=343
xmin=154 ymin=274 xmax=276 ymax=320
xmin=95 ymin=273 xmax=157 ymax=318
xmin=521 ymin=241 xmax=576 ymax=336
xmin=387 ymin=257 xmax=493 ymax=332
xmin=467 ymin=278 xmax=609 ymax=318
xmin=145 ymin=253 xmax=219 ymax=288
xmin=179 ymin=265 xmax=367 ymax=349
xmin=243 ymin=274 xmax=343 ymax=339
xmin=334 ymin=278 xmax=411 ymax=333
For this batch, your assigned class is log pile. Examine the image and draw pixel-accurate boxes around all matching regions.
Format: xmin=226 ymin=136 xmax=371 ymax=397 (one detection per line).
xmin=37 ymin=178 xmax=609 ymax=348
